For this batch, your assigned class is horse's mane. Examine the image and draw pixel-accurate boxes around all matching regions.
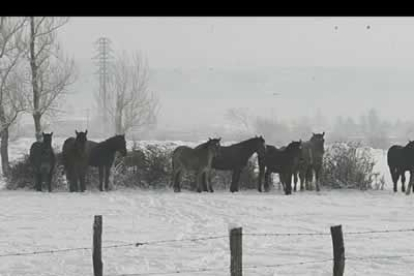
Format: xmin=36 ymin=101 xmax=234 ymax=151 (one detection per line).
xmin=226 ymin=137 xmax=261 ymax=149
xmin=195 ymin=140 xmax=210 ymax=150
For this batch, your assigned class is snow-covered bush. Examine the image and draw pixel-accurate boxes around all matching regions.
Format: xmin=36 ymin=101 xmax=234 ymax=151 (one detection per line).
xmin=321 ymin=142 xmax=377 ymax=190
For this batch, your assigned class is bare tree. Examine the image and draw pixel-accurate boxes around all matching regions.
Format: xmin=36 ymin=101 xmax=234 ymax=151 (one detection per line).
xmin=106 ymin=51 xmax=159 ymax=135
xmin=24 ymin=17 xmax=76 ymax=141
xmin=0 ymin=17 xmax=27 ymax=176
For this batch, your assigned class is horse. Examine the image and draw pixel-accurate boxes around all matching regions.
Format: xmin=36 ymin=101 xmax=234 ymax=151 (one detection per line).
xmin=29 ymin=132 xmax=56 ymax=192
xmin=295 ymin=132 xmax=326 ymax=192
xmin=202 ymin=136 xmax=266 ymax=193
xmin=387 ymin=140 xmax=414 ymax=194
xmin=62 ymin=130 xmax=89 ymax=192
xmin=86 ymin=134 xmax=128 ymax=191
xmin=263 ymin=140 xmax=303 ymax=195
xmin=172 ymin=138 xmax=221 ymax=193
xmin=119 ymin=149 xmax=147 ymax=173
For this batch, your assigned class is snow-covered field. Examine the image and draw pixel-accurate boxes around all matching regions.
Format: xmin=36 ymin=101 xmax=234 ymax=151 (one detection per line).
xmin=1 ymin=138 xmax=413 ymax=276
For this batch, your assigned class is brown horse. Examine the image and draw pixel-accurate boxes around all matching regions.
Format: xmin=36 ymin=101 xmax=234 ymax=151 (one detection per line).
xmin=172 ymin=138 xmax=221 ymax=193
xmin=294 ymin=132 xmax=326 ymax=192
xmin=62 ymin=130 xmax=88 ymax=192
xmin=29 ymin=132 xmax=56 ymax=192
xmin=86 ymin=134 xmax=128 ymax=192
xmin=263 ymin=140 xmax=303 ymax=195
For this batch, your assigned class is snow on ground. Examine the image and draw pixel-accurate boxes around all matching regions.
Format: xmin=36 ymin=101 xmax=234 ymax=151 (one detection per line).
xmin=1 ymin=189 xmax=414 ymax=276
xmin=1 ymin=138 xmax=413 ymax=276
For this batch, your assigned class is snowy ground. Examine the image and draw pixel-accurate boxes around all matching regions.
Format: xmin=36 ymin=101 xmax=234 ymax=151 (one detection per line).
xmin=1 ymin=138 xmax=413 ymax=276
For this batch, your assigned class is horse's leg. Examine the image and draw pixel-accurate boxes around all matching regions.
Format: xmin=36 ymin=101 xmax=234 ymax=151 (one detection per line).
xmin=406 ymin=169 xmax=414 ymax=195
xmin=284 ymin=171 xmax=293 ymax=195
xmin=401 ymin=170 xmax=406 ymax=193
xmin=299 ymin=167 xmax=306 ymax=191
xmin=173 ymin=170 xmax=181 ymax=193
xmin=207 ymin=170 xmax=214 ymax=193
xmin=98 ymin=166 xmax=104 ymax=192
xmin=79 ymin=169 xmax=86 ymax=192
xmin=390 ymin=167 xmax=399 ymax=193
xmin=104 ymin=165 xmax=111 ymax=191
xmin=305 ymin=166 xmax=313 ymax=190
xmin=279 ymin=173 xmax=286 ymax=194
xmin=259 ymin=168 xmax=265 ymax=192
xmin=314 ymin=166 xmax=321 ymax=192
xmin=258 ymin=164 xmax=265 ymax=192
xmin=35 ymin=172 xmax=42 ymax=192
xmin=47 ymin=169 xmax=53 ymax=192
xmin=293 ymin=171 xmax=298 ymax=192
xmin=69 ymin=171 xmax=76 ymax=192
xmin=230 ymin=169 xmax=241 ymax=193
xmin=263 ymin=169 xmax=271 ymax=193
xmin=202 ymin=172 xmax=209 ymax=192
xmin=196 ymin=170 xmax=203 ymax=193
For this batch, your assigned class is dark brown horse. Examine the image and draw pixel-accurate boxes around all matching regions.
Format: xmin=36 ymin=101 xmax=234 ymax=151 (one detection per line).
xmin=388 ymin=140 xmax=414 ymax=194
xmin=62 ymin=130 xmax=88 ymax=192
xmin=29 ymin=132 xmax=56 ymax=192
xmin=203 ymin=136 xmax=266 ymax=193
xmin=172 ymin=138 xmax=221 ymax=193
xmin=295 ymin=132 xmax=326 ymax=192
xmin=263 ymin=140 xmax=303 ymax=195
xmin=86 ymin=134 xmax=128 ymax=191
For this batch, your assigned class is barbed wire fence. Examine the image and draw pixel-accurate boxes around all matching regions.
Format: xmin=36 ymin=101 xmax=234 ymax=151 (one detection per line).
xmin=1 ymin=215 xmax=414 ymax=276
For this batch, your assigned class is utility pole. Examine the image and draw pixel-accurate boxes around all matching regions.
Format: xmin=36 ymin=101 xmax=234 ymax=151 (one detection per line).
xmin=92 ymin=37 xmax=113 ymax=133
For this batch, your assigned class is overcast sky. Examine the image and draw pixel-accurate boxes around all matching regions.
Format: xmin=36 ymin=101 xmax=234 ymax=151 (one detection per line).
xmin=59 ymin=17 xmax=414 ymax=68
xmin=56 ymin=17 xmax=414 ymax=129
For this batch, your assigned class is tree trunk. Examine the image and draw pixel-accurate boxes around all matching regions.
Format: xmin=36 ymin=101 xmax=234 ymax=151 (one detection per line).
xmin=0 ymin=103 xmax=10 ymax=177
xmin=0 ymin=128 xmax=10 ymax=177
xmin=115 ymin=102 xmax=123 ymax=135
xmin=29 ymin=17 xmax=42 ymax=142
xmin=33 ymin=112 xmax=42 ymax=141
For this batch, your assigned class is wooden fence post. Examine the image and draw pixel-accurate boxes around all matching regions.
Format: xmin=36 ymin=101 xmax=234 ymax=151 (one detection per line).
xmin=93 ymin=215 xmax=103 ymax=276
xmin=230 ymin=227 xmax=242 ymax=276
xmin=330 ymin=225 xmax=345 ymax=276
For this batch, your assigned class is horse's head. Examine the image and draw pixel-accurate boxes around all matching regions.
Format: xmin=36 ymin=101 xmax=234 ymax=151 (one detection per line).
xmin=42 ymin=132 xmax=53 ymax=148
xmin=254 ymin=135 xmax=266 ymax=158
xmin=207 ymin=137 xmax=221 ymax=157
xmin=114 ymin=134 xmax=127 ymax=157
xmin=405 ymin=140 xmax=414 ymax=151
xmin=75 ymin=129 xmax=88 ymax=152
xmin=310 ymin=132 xmax=325 ymax=153
xmin=286 ymin=140 xmax=303 ymax=157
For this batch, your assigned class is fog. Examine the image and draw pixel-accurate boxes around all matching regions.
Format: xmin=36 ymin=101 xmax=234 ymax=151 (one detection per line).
xmin=29 ymin=16 xmax=414 ymax=143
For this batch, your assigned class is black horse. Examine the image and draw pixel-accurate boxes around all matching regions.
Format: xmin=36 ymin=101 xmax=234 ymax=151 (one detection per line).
xmin=29 ymin=132 xmax=56 ymax=192
xmin=263 ymin=140 xmax=303 ymax=195
xmin=62 ymin=130 xmax=89 ymax=192
xmin=203 ymin=136 xmax=266 ymax=193
xmin=86 ymin=134 xmax=128 ymax=191
xmin=387 ymin=140 xmax=414 ymax=194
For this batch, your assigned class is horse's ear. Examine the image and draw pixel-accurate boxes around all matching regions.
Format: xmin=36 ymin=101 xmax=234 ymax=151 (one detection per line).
xmin=85 ymin=130 xmax=88 ymax=136
xmin=51 ymin=132 xmax=53 ymax=136
xmin=75 ymin=130 xmax=78 ymax=135
xmin=322 ymin=131 xmax=325 ymax=137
